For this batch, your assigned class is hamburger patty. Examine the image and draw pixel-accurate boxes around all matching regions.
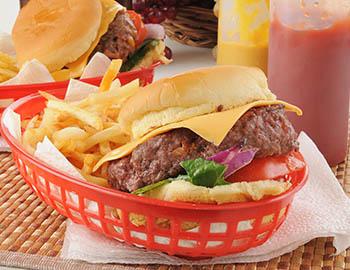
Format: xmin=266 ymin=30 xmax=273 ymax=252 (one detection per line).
xmin=94 ymin=11 xmax=137 ymax=61
xmin=108 ymin=105 xmax=299 ymax=192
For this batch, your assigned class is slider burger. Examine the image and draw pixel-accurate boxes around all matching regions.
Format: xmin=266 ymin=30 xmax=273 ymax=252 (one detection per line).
xmin=94 ymin=65 xmax=306 ymax=204
xmin=12 ymin=0 xmax=169 ymax=78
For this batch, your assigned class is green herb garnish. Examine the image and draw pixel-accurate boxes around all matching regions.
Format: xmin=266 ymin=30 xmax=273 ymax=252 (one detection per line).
xmin=132 ymin=175 xmax=190 ymax=195
xmin=132 ymin=158 xmax=230 ymax=195
xmin=132 ymin=179 xmax=171 ymax=195
xmin=180 ymin=158 xmax=230 ymax=188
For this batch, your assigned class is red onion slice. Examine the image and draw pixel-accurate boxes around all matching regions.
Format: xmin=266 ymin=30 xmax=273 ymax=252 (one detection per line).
xmin=145 ymin=24 xmax=166 ymax=40
xmin=208 ymin=146 xmax=258 ymax=178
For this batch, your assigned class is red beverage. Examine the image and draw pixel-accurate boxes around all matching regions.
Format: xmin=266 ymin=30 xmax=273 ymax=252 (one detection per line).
xmin=268 ymin=15 xmax=350 ymax=166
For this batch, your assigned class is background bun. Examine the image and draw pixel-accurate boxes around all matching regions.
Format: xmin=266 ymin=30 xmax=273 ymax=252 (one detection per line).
xmin=118 ymin=65 xmax=276 ymax=138
xmin=12 ymin=0 xmax=103 ymax=72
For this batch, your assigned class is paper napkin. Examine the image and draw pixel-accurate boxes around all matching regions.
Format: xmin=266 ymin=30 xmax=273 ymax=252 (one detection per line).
xmin=80 ymin=52 xmax=111 ymax=79
xmin=60 ymin=132 xmax=350 ymax=265
xmin=0 ymin=109 xmax=22 ymax=152
xmin=0 ymin=59 xmax=55 ymax=86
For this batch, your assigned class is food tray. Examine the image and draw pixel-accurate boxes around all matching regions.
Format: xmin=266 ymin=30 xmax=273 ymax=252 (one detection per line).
xmin=0 ymin=62 xmax=160 ymax=112
xmin=0 ymin=88 xmax=308 ymax=257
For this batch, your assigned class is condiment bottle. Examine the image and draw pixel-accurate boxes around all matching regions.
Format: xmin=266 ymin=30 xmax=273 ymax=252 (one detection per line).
xmin=217 ymin=0 xmax=270 ymax=74
xmin=268 ymin=0 xmax=350 ymax=166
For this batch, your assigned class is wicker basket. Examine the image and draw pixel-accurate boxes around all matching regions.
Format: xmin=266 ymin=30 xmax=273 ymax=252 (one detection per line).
xmin=162 ymin=6 xmax=218 ymax=48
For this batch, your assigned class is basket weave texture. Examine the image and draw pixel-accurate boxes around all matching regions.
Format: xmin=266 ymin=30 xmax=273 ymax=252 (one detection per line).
xmin=162 ymin=6 xmax=218 ymax=48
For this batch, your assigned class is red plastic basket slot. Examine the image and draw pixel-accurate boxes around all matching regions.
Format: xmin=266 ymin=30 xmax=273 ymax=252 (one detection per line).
xmin=0 ymin=88 xmax=308 ymax=258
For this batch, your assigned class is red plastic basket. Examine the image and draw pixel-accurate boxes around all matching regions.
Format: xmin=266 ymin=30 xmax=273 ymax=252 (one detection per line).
xmin=0 ymin=89 xmax=308 ymax=258
xmin=0 ymin=62 xmax=160 ymax=113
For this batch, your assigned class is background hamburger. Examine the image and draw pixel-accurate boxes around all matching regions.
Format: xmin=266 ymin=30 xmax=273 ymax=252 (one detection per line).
xmin=94 ymin=65 xmax=306 ymax=204
xmin=12 ymin=0 xmax=169 ymax=78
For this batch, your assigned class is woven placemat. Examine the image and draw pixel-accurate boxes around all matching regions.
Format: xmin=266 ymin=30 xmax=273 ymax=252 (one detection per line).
xmin=0 ymin=150 xmax=349 ymax=269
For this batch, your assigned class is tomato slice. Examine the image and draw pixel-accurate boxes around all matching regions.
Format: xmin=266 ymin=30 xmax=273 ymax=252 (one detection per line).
xmin=127 ymin=10 xmax=148 ymax=46
xmin=228 ymin=151 xmax=306 ymax=183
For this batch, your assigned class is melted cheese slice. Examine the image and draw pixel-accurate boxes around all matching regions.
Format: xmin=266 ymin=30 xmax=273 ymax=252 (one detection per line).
xmin=93 ymin=100 xmax=302 ymax=171
xmin=65 ymin=0 xmax=124 ymax=79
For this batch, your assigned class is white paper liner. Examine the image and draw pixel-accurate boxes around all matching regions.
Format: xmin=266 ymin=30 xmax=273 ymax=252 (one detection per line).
xmin=80 ymin=52 xmax=111 ymax=79
xmin=0 ymin=59 xmax=54 ymax=86
xmin=64 ymin=79 xmax=98 ymax=102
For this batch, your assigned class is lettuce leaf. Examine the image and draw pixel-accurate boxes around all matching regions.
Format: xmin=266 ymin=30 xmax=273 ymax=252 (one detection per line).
xmin=132 ymin=158 xmax=232 ymax=195
xmin=180 ymin=158 xmax=230 ymax=188
xmin=132 ymin=175 xmax=190 ymax=195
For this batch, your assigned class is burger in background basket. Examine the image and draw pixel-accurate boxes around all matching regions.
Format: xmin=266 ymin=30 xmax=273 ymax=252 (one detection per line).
xmin=11 ymin=0 xmax=170 ymax=80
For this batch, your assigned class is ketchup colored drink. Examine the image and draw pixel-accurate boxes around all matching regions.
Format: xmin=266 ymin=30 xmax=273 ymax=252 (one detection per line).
xmin=268 ymin=1 xmax=350 ymax=166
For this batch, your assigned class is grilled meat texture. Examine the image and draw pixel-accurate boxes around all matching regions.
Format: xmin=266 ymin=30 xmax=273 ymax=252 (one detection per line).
xmin=94 ymin=11 xmax=137 ymax=61
xmin=108 ymin=105 xmax=299 ymax=192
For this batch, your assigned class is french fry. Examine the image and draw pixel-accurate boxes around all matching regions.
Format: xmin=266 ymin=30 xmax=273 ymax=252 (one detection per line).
xmin=77 ymin=125 xmax=128 ymax=152
xmin=99 ymin=141 xmax=111 ymax=156
xmin=22 ymin=115 xmax=40 ymax=130
xmin=109 ymin=134 xmax=130 ymax=145
xmin=56 ymin=117 xmax=80 ymax=129
xmin=66 ymin=151 xmax=85 ymax=164
xmin=47 ymin=100 xmax=103 ymax=130
xmin=103 ymin=121 xmax=119 ymax=129
xmin=80 ymin=170 xmax=109 ymax=187
xmin=39 ymin=108 xmax=60 ymax=128
xmin=82 ymin=154 xmax=101 ymax=175
xmin=53 ymin=127 xmax=88 ymax=140
xmin=23 ymin=127 xmax=50 ymax=150
xmin=99 ymin=59 xmax=122 ymax=92
xmin=72 ymin=78 xmax=139 ymax=109
xmin=0 ymin=52 xmax=18 ymax=82
xmin=0 ymin=59 xmax=18 ymax=72
xmin=21 ymin=61 xmax=138 ymax=189
xmin=51 ymin=69 xmax=71 ymax=82
xmin=0 ymin=52 xmax=17 ymax=66
xmin=0 ymin=73 xmax=10 ymax=82
xmin=0 ymin=67 xmax=17 ymax=78
xmin=112 ymin=78 xmax=140 ymax=100
xmin=39 ymin=91 xmax=61 ymax=101
xmin=104 ymin=106 xmax=120 ymax=120
xmin=52 ymin=127 xmax=88 ymax=150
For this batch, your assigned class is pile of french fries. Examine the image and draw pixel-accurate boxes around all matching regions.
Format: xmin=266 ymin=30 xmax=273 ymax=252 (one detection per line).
xmin=0 ymin=52 xmax=18 ymax=83
xmin=21 ymin=60 xmax=137 ymax=187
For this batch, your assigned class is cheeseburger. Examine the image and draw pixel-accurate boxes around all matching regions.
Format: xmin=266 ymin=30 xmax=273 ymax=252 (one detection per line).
xmin=12 ymin=0 xmax=169 ymax=78
xmin=94 ymin=65 xmax=306 ymax=204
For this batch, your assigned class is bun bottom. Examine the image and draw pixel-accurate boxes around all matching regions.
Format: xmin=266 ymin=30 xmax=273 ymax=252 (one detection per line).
xmin=112 ymin=180 xmax=291 ymax=230
xmin=145 ymin=180 xmax=291 ymax=204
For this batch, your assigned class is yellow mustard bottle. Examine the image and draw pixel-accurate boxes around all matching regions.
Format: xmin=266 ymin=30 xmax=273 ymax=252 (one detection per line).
xmin=217 ymin=0 xmax=270 ymax=74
